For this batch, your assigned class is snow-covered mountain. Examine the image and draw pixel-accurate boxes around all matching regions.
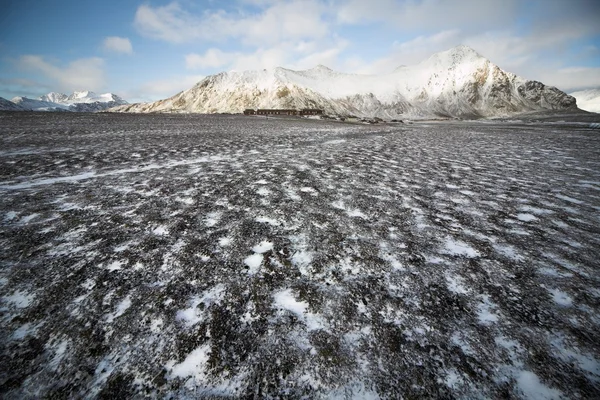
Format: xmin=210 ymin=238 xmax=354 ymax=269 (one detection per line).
xmin=39 ymin=92 xmax=69 ymax=104
xmin=0 ymin=97 xmax=30 ymax=111
xmin=11 ymin=97 xmax=70 ymax=112
xmin=11 ymin=91 xmax=128 ymax=112
xmin=569 ymin=89 xmax=600 ymax=113
xmin=112 ymin=46 xmax=577 ymax=119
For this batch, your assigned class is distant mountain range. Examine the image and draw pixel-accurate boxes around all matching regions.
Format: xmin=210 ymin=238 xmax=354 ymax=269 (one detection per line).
xmin=0 ymin=91 xmax=128 ymax=112
xmin=111 ymin=45 xmax=583 ymax=119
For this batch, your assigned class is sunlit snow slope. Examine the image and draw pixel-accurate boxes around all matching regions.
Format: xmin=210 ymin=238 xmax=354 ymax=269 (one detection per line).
xmin=569 ymin=89 xmax=600 ymax=113
xmin=113 ymin=46 xmax=577 ymax=118
xmin=11 ymin=91 xmax=128 ymax=112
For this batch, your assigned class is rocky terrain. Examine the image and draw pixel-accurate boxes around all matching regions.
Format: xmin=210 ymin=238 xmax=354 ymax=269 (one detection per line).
xmin=0 ymin=112 xmax=599 ymax=398
xmin=112 ymin=46 xmax=577 ymax=119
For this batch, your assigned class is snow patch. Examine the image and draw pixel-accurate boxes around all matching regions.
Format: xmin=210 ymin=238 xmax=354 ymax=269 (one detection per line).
xmin=442 ymin=237 xmax=480 ymax=258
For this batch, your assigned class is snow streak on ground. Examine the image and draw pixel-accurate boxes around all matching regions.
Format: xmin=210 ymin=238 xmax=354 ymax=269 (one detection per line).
xmin=0 ymin=113 xmax=599 ymax=399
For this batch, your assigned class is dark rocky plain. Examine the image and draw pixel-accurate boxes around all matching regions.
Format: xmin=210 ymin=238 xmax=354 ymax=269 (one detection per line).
xmin=1 ymin=112 xmax=599 ymax=399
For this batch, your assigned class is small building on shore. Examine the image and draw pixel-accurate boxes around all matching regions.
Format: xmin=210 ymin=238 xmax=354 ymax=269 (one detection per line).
xmin=256 ymin=109 xmax=298 ymax=115
xmin=299 ymin=109 xmax=323 ymax=116
xmin=243 ymin=108 xmax=323 ymax=116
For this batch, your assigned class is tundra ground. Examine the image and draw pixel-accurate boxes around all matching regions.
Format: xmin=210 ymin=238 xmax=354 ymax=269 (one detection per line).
xmin=1 ymin=113 xmax=599 ymax=399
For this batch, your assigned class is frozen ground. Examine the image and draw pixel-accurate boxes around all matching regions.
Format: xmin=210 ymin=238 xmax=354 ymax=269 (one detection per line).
xmin=0 ymin=112 xmax=599 ymax=399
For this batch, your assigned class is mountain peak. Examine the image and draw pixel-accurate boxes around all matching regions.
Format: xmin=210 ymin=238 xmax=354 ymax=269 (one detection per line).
xmin=424 ymin=45 xmax=485 ymax=69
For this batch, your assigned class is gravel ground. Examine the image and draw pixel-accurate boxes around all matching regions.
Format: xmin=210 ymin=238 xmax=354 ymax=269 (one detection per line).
xmin=1 ymin=112 xmax=599 ymax=399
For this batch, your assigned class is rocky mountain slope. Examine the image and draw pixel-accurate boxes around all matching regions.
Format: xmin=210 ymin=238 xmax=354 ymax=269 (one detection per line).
xmin=569 ymin=89 xmax=600 ymax=113
xmin=11 ymin=91 xmax=128 ymax=112
xmin=0 ymin=97 xmax=30 ymax=111
xmin=112 ymin=46 xmax=577 ymax=119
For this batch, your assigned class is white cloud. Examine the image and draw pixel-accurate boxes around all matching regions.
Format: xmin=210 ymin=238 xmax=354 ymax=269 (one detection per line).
xmin=134 ymin=1 xmax=328 ymax=45
xmin=123 ymin=74 xmax=205 ymax=103
xmin=336 ymin=0 xmax=519 ymax=32
xmin=538 ymin=67 xmax=600 ymax=92
xmin=185 ymin=36 xmax=349 ymax=73
xmin=103 ymin=36 xmax=133 ymax=54
xmin=186 ymin=49 xmax=233 ymax=70
xmin=18 ymin=55 xmax=105 ymax=92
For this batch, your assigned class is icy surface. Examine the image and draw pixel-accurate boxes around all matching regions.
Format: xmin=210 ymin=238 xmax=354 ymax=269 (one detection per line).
xmin=0 ymin=113 xmax=599 ymax=398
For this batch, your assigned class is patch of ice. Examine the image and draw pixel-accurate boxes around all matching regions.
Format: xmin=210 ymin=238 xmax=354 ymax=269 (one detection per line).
xmin=12 ymin=323 xmax=38 ymax=340
xmin=477 ymin=295 xmax=499 ymax=324
xmin=331 ymin=200 xmax=346 ymax=210
xmin=4 ymin=290 xmax=35 ymax=308
xmin=255 ymin=179 xmax=269 ymax=185
xmin=113 ymin=243 xmax=130 ymax=252
xmin=516 ymin=370 xmax=563 ymax=400
xmin=106 ymin=295 xmax=132 ymax=323
xmin=49 ymin=340 xmax=69 ymax=370
xmin=273 ymin=288 xmax=308 ymax=316
xmin=255 ymin=216 xmax=281 ymax=226
xmin=204 ymin=211 xmax=221 ymax=227
xmin=347 ymin=209 xmax=367 ymax=219
xmin=555 ymin=194 xmax=584 ymax=205
xmin=153 ymin=225 xmax=168 ymax=235
xmin=517 ymin=213 xmax=538 ymax=222
xmin=20 ymin=213 xmax=39 ymax=224
xmin=176 ymin=285 xmax=226 ymax=327
xmin=519 ymin=205 xmax=554 ymax=215
xmin=218 ymin=237 xmax=232 ymax=247
xmin=442 ymin=237 xmax=480 ymax=258
xmin=291 ymin=250 xmax=313 ymax=268
xmin=323 ymin=139 xmax=346 ymax=145
xmin=244 ymin=253 xmax=263 ymax=274
xmin=5 ymin=211 xmax=18 ymax=221
xmin=446 ymin=275 xmax=469 ymax=294
xmin=169 ymin=344 xmax=210 ymax=378
xmin=106 ymin=260 xmax=125 ymax=271
xmin=493 ymin=244 xmax=524 ymax=261
xmin=150 ymin=318 xmax=164 ymax=333
xmin=547 ymin=288 xmax=573 ymax=307
xmin=257 ymin=187 xmax=271 ymax=196
xmin=252 ymin=241 xmax=273 ymax=253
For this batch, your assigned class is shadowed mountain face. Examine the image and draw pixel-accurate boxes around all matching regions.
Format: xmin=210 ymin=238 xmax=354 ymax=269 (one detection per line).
xmin=113 ymin=45 xmax=577 ymax=118
xmin=0 ymin=97 xmax=29 ymax=111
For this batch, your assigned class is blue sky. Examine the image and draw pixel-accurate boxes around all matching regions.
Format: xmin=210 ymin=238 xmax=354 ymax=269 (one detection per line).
xmin=1 ymin=0 xmax=599 ymax=103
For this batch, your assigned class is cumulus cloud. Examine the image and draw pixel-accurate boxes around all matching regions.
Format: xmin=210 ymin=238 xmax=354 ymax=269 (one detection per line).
xmin=103 ymin=36 xmax=133 ymax=54
xmin=134 ymin=1 xmax=328 ymax=45
xmin=336 ymin=0 xmax=520 ymax=32
xmin=18 ymin=55 xmax=105 ymax=92
xmin=123 ymin=74 xmax=205 ymax=103
xmin=129 ymin=0 xmax=600 ymax=96
xmin=185 ymin=36 xmax=349 ymax=73
xmin=186 ymin=49 xmax=233 ymax=70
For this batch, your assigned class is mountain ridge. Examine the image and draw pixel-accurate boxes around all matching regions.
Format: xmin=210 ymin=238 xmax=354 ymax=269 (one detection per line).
xmin=10 ymin=91 xmax=128 ymax=112
xmin=111 ymin=45 xmax=577 ymax=118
